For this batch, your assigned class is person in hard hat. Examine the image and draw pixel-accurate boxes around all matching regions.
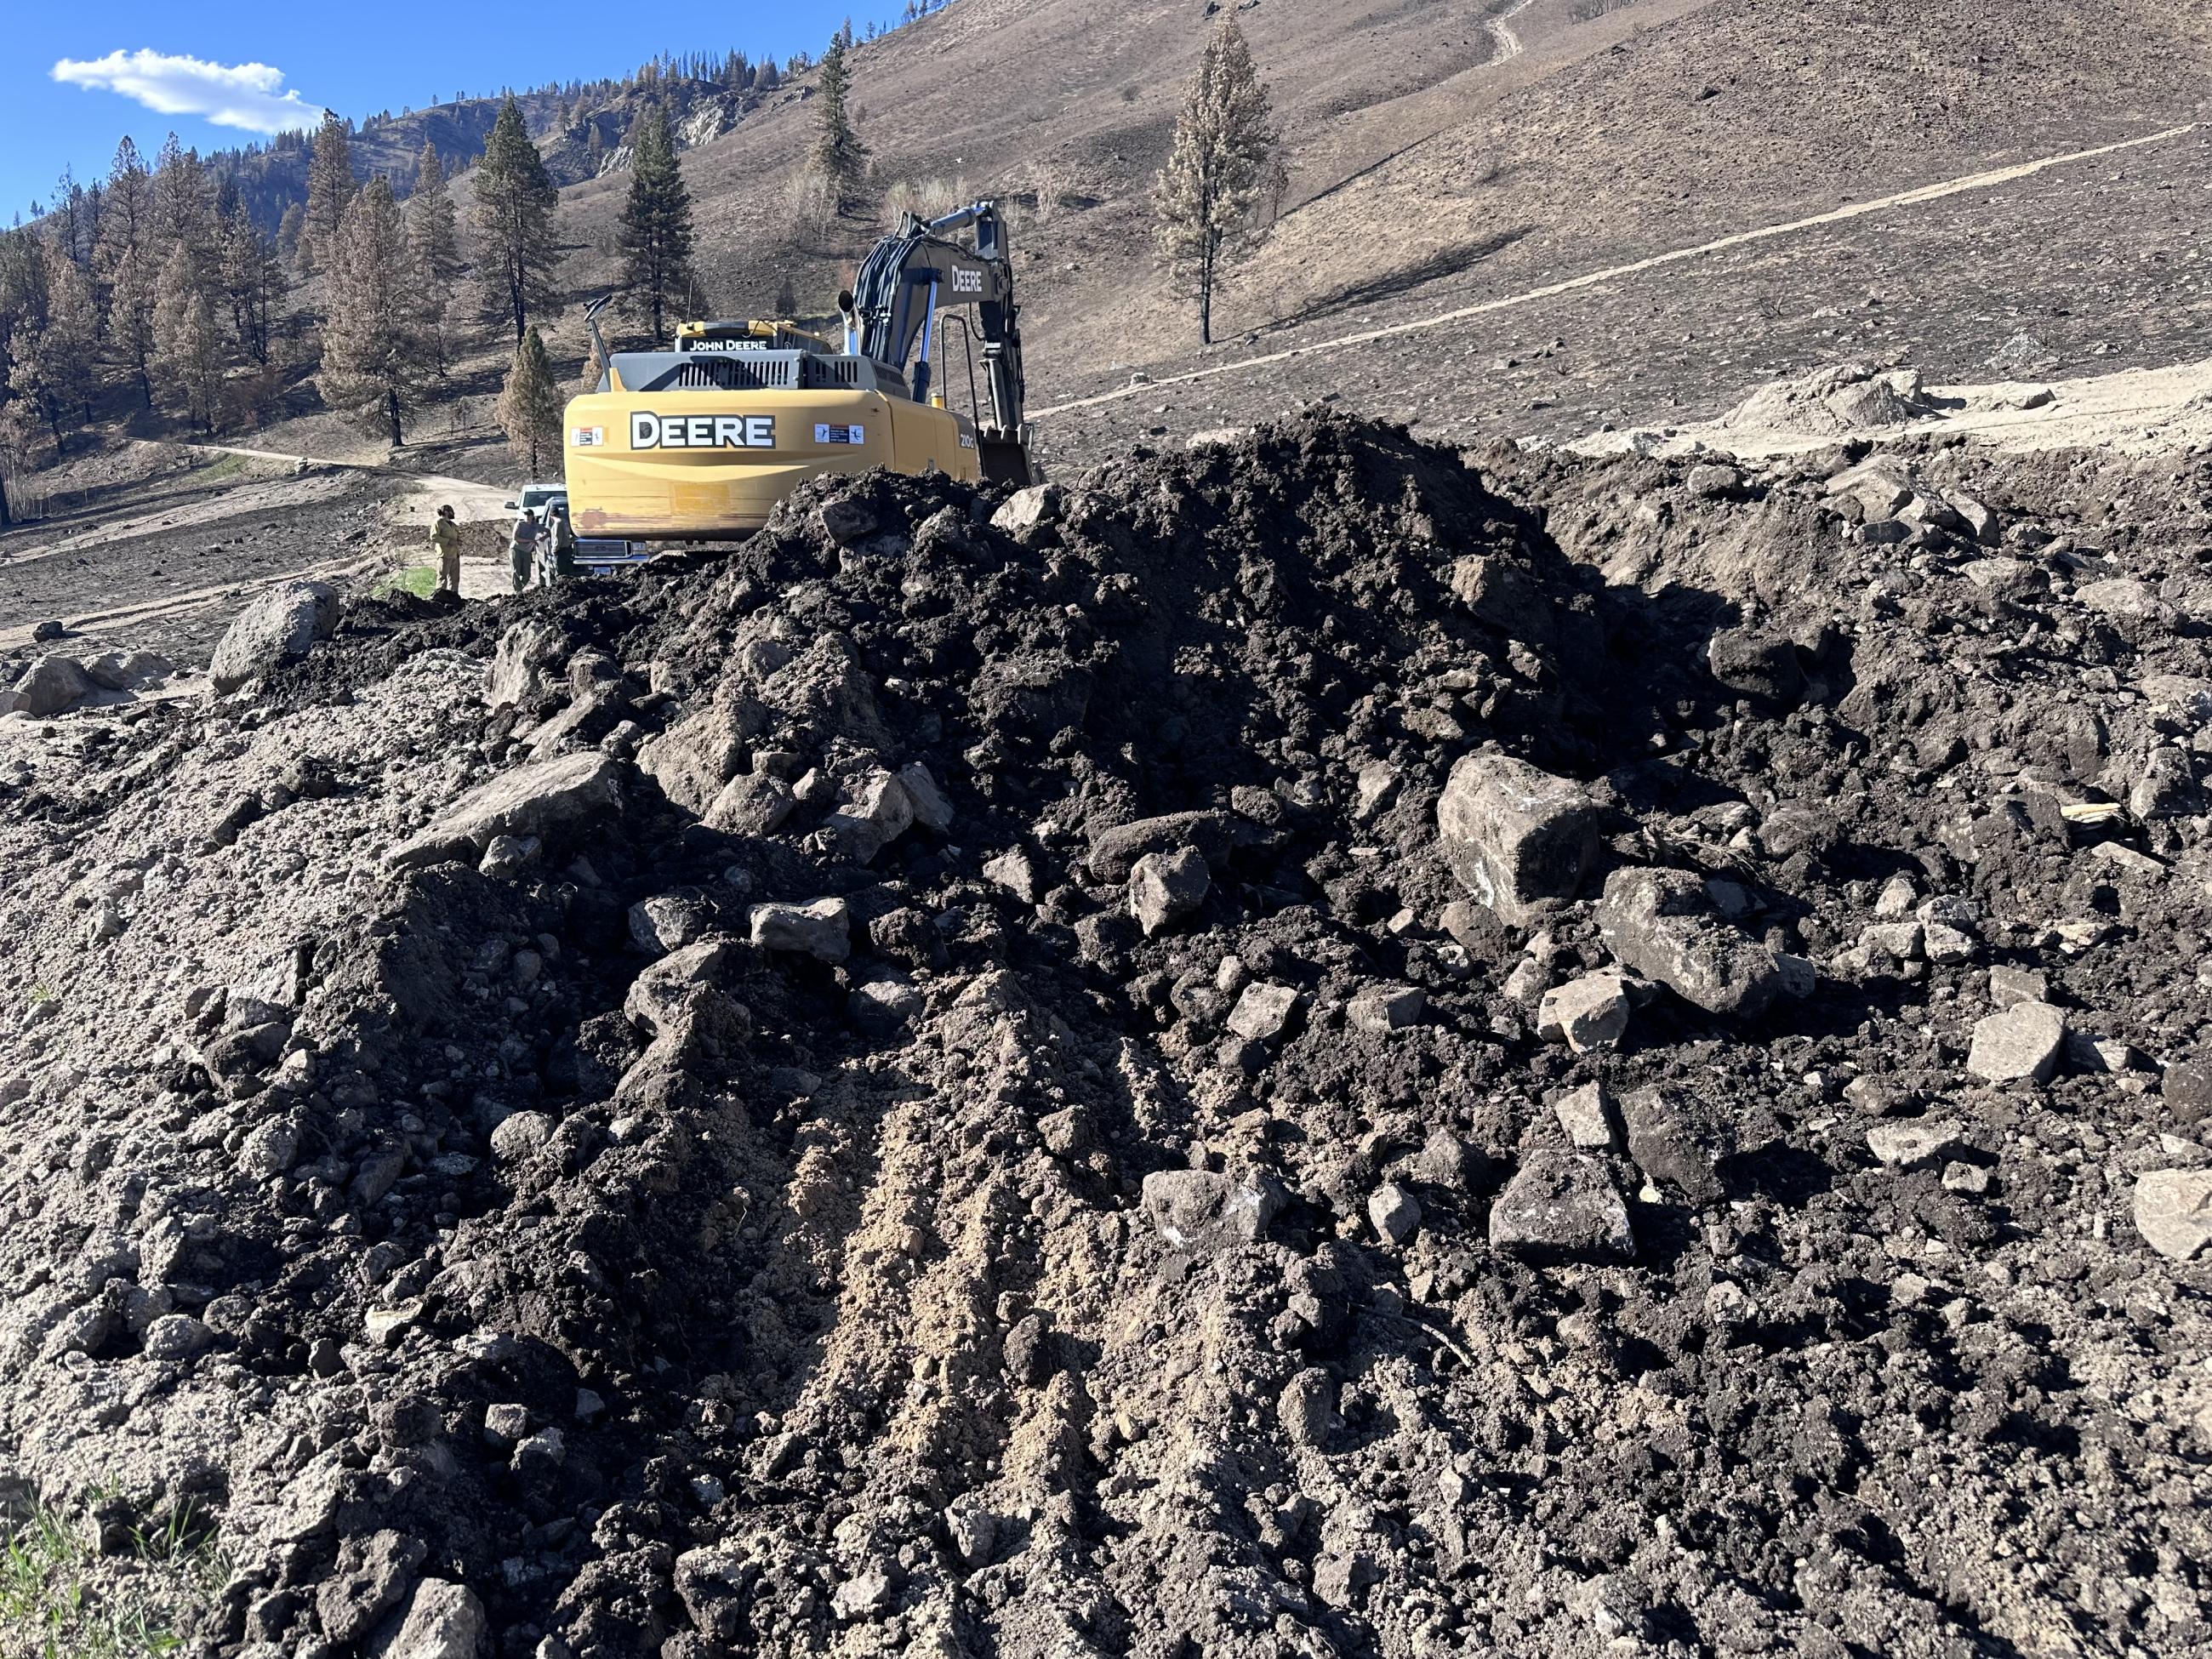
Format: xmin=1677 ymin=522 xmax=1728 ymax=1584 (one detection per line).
xmin=430 ymin=505 xmax=464 ymax=596
xmin=543 ymin=503 xmax=579 ymax=585
xmin=507 ymin=508 xmax=542 ymax=594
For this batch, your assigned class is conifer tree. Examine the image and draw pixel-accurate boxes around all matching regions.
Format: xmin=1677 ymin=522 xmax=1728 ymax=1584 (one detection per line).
xmin=320 ymin=179 xmax=430 ymax=447
xmin=151 ymin=134 xmax=216 ymax=276
xmin=473 ymin=97 xmax=562 ymax=343
xmin=220 ymin=201 xmax=286 ymax=364
xmin=496 ymin=325 xmax=563 ymax=477
xmin=302 ymin=111 xmax=356 ymax=271
xmin=408 ymin=142 xmax=463 ymax=282
xmin=151 ymin=242 xmax=224 ymax=432
xmin=276 ymin=202 xmax=305 ymax=261
xmin=94 ymin=139 xmax=153 ymax=290
xmin=40 ymin=241 xmax=100 ymax=436
xmin=811 ymin=37 xmax=870 ymax=214
xmin=618 ymin=105 xmax=697 ymax=342
xmin=107 ymin=243 xmax=157 ymax=406
xmin=1154 ymin=18 xmax=1281 ymax=345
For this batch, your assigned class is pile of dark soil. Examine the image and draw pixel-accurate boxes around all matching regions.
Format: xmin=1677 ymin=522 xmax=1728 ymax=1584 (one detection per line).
xmin=1 ymin=413 xmax=2209 ymax=1659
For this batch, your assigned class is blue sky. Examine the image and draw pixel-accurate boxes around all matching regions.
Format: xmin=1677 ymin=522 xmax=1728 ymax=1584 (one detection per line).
xmin=7 ymin=0 xmax=882 ymax=222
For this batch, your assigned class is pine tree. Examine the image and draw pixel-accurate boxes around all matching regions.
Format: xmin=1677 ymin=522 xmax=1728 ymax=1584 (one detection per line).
xmin=107 ymin=243 xmax=157 ymax=407
xmin=618 ymin=105 xmax=697 ymax=342
xmin=811 ymin=37 xmax=870 ymax=213
xmin=151 ymin=134 xmax=215 ymax=276
xmin=151 ymin=242 xmax=223 ymax=432
xmin=94 ymin=139 xmax=152 ymax=289
xmin=1154 ymin=18 xmax=1281 ymax=345
xmin=408 ymin=142 xmax=463 ymax=282
xmin=586 ymin=124 xmax=607 ymax=176
xmin=220 ymin=201 xmax=286 ymax=364
xmin=302 ymin=111 xmax=356 ymax=272
xmin=495 ymin=325 xmax=563 ymax=477
xmin=473 ymin=97 xmax=562 ymax=344
xmin=276 ymin=202 xmax=305 ymax=261
xmin=41 ymin=241 xmax=100 ymax=436
xmin=320 ymin=179 xmax=431 ymax=447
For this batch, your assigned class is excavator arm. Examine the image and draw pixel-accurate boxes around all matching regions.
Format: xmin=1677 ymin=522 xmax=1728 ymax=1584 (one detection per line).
xmin=847 ymin=202 xmax=1032 ymax=485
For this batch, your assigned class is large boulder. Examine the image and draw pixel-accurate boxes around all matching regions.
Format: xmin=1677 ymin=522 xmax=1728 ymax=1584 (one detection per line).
xmin=1087 ymin=811 xmax=1235 ymax=882
xmin=383 ymin=753 xmax=624 ymax=871
xmin=1595 ymin=867 xmax=1784 ymax=1018
xmin=1965 ymin=1002 xmax=2067 ymax=1085
xmin=5 ymin=655 xmax=94 ymax=716
xmin=487 ymin=619 xmax=567 ymax=706
xmin=2134 ymin=1170 xmax=2212 ymax=1263
xmin=1436 ymin=753 xmax=1600 ymax=926
xmin=211 ymin=580 xmax=339 ymax=693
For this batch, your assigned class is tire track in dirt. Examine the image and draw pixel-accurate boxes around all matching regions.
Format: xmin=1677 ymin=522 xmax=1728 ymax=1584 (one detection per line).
xmin=1035 ymin=122 xmax=2202 ymax=419
xmin=1487 ymin=0 xmax=1537 ymax=61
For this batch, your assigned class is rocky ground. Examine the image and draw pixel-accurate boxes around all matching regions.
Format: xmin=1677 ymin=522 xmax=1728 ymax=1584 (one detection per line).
xmin=1 ymin=409 xmax=2209 ymax=1659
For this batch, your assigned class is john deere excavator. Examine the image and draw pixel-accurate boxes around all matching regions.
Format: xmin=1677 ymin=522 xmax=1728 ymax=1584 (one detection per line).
xmin=562 ymin=201 xmax=1032 ymax=551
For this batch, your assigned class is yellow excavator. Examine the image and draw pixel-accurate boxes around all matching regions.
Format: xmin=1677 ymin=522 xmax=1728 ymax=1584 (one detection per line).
xmin=563 ymin=201 xmax=1032 ymax=553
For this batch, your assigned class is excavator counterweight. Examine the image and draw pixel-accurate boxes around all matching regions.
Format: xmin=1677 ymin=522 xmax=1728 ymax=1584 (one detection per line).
xmin=562 ymin=203 xmax=1033 ymax=549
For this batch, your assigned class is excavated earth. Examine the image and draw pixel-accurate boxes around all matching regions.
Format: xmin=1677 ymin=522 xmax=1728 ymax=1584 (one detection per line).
xmin=2 ymin=411 xmax=2210 ymax=1659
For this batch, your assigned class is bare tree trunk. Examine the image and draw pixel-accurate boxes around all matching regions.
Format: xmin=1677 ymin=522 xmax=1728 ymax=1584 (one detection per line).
xmin=0 ymin=470 xmax=11 ymax=529
xmin=387 ymin=388 xmax=404 ymax=448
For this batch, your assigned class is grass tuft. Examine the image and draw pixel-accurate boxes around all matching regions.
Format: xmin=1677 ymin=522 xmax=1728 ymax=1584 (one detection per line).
xmin=0 ymin=1499 xmax=225 ymax=1659
xmin=374 ymin=564 xmax=441 ymax=599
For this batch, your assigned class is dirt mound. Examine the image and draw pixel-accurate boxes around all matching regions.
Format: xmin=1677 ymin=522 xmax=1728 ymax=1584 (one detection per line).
xmin=1717 ymin=362 xmax=1946 ymax=438
xmin=3 ymin=412 xmax=2211 ymax=1659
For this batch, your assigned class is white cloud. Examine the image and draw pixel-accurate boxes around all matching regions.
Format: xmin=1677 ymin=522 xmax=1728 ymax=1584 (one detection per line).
xmin=51 ymin=49 xmax=327 ymax=135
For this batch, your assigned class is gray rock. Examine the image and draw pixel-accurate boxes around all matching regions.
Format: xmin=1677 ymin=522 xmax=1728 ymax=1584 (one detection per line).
xmin=749 ymin=898 xmax=851 ymax=963
xmin=1415 ymin=1128 xmax=1485 ymax=1190
xmin=991 ymin=483 xmax=1063 ymax=536
xmin=2131 ymin=747 xmax=2205 ymax=820
xmin=1553 ymin=1082 xmax=1620 ymax=1151
xmin=1866 ymin=1118 xmax=1963 ymax=1170
xmin=819 ymin=495 xmax=879 ymax=544
xmin=1278 ymin=1367 xmax=1343 ymax=1450
xmin=1596 ymin=867 xmax=1784 ymax=1018
xmin=489 ymin=1112 xmax=555 ymax=1161
xmin=2165 ymin=1061 xmax=2212 ymax=1125
xmin=1489 ymin=1150 xmax=1633 ymax=1263
xmin=1436 ymin=752 xmax=1600 ymax=926
xmin=1368 ymin=1183 xmax=1422 ymax=1245
xmin=1536 ymin=972 xmax=1631 ymax=1052
xmin=629 ymin=894 xmax=705 ymax=955
xmin=851 ymin=978 xmax=924 ymax=1030
xmin=944 ymin=1502 xmax=998 ymax=1569
xmin=1943 ymin=489 xmax=2000 ymax=544
xmin=983 ymin=846 xmax=1043 ymax=903
xmin=2133 ymin=1170 xmax=2212 ymax=1262
xmin=826 ymin=770 xmax=915 ymax=864
xmin=1348 ymin=983 xmax=1427 ymax=1033
xmin=7 ymin=655 xmax=94 ymax=716
xmin=1987 ymin=966 xmax=2049 ymax=1009
xmin=237 ymin=1119 xmax=300 ymax=1180
xmin=2076 ymin=578 xmax=2165 ymax=620
xmin=1086 ymin=811 xmax=1234 ymax=881
xmin=374 ymin=1577 xmax=486 ymax=1659
xmin=1707 ymin=629 xmax=1804 ymax=705
xmin=385 ymin=753 xmax=624 ymax=871
xmin=1139 ymin=1168 xmax=1281 ymax=1251
xmin=1226 ymin=981 xmax=1301 ymax=1043
xmin=211 ymin=580 xmax=338 ymax=693
xmin=1687 ymin=462 xmax=1742 ymax=499
xmin=477 ymin=835 xmax=541 ymax=879
xmin=487 ymin=619 xmax=567 ymax=706
xmin=705 ymin=772 xmax=795 ymax=835
xmin=1965 ymin=1002 xmax=2067 ymax=1085
xmin=141 ymin=1314 xmax=212 ymax=1360
xmin=1618 ymin=1086 xmax=1731 ymax=1204
xmin=898 ymin=762 xmax=955 ymax=832
xmin=320 ymin=1530 xmax=425 ymax=1647
xmin=830 ymin=1567 xmax=893 ymax=1622
xmin=30 ymin=619 xmax=64 ymax=641
xmin=1128 ymin=847 xmax=1210 ymax=936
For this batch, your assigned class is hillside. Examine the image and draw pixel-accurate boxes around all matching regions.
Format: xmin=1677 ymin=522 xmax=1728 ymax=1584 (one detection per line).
xmin=539 ymin=0 xmax=2212 ymax=455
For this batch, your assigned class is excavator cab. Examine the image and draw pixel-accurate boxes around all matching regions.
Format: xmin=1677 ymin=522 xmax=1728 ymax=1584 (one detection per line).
xmin=562 ymin=203 xmax=1035 ymax=547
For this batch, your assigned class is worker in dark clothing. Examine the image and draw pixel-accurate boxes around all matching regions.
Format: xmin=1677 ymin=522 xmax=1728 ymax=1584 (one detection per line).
xmin=507 ymin=509 xmax=542 ymax=594
xmin=543 ymin=504 xmax=579 ymax=585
